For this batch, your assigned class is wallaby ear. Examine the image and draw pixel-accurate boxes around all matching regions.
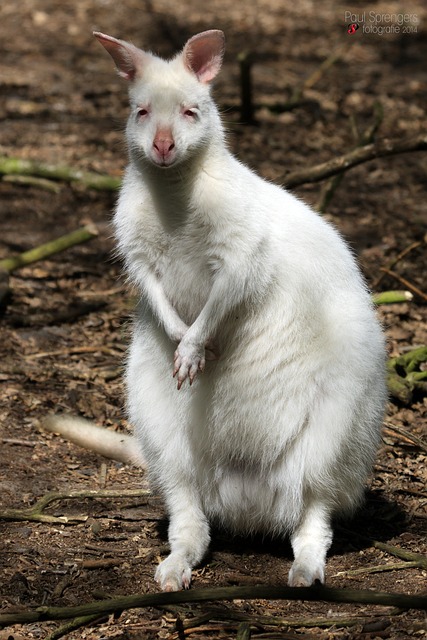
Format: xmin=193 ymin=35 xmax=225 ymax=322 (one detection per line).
xmin=93 ymin=32 xmax=147 ymax=81
xmin=183 ymin=30 xmax=225 ymax=84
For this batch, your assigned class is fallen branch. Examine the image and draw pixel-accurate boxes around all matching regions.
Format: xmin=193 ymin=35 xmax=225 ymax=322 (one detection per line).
xmin=179 ymin=606 xmax=389 ymax=631
xmin=2 ymin=173 xmax=63 ymax=193
xmin=0 ymin=224 xmax=100 ymax=309
xmin=0 ymin=488 xmax=150 ymax=524
xmin=373 ymin=541 xmax=427 ymax=569
xmin=0 ymin=224 xmax=98 ymax=274
xmin=0 ymin=156 xmax=121 ymax=191
xmin=284 ymin=133 xmax=427 ymax=188
xmin=0 ymin=585 xmax=426 ymax=628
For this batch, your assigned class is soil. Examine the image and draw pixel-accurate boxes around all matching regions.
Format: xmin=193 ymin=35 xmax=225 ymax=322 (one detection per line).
xmin=0 ymin=1 xmax=426 ymax=639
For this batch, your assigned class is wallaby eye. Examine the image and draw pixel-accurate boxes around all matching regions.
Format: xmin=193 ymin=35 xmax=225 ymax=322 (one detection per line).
xmin=183 ymin=108 xmax=198 ymax=119
xmin=136 ymin=107 xmax=149 ymax=119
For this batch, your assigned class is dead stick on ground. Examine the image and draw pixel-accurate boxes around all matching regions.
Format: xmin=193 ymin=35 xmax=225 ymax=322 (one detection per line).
xmin=334 ymin=560 xmax=421 ymax=578
xmin=0 ymin=156 xmax=121 ymax=191
xmin=180 ymin=606 xmax=387 ymax=631
xmin=25 ymin=345 xmax=123 ymax=360
xmin=0 ymin=585 xmax=426 ymax=628
xmin=284 ymin=133 xmax=427 ymax=188
xmin=0 ymin=489 xmax=150 ymax=524
xmin=3 ymin=173 xmax=63 ymax=193
xmin=372 ymin=541 xmax=427 ymax=569
xmin=0 ymin=224 xmax=98 ymax=274
xmin=383 ymin=422 xmax=427 ymax=454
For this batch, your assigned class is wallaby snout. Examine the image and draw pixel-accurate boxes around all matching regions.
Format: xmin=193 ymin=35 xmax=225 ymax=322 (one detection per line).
xmin=152 ymin=128 xmax=175 ymax=165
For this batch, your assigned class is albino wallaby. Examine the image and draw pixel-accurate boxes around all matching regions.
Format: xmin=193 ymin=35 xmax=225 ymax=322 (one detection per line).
xmin=94 ymin=29 xmax=386 ymax=591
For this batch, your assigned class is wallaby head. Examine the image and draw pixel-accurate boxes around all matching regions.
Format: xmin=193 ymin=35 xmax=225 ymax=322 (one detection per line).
xmin=94 ymin=30 xmax=225 ymax=169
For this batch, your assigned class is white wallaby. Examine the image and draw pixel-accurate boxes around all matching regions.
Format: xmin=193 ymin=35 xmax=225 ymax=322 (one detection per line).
xmin=94 ymin=29 xmax=387 ymax=591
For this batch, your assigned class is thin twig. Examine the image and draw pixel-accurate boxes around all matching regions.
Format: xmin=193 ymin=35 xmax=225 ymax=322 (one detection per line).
xmin=25 ymin=345 xmax=123 ymax=360
xmin=379 ymin=268 xmax=427 ymax=302
xmin=333 ymin=560 xmax=421 ymax=578
xmin=2 ymin=438 xmax=37 ymax=447
xmin=383 ymin=422 xmax=427 ymax=454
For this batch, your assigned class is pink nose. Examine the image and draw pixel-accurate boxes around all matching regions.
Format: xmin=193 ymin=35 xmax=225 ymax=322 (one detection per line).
xmin=153 ymin=130 xmax=175 ymax=161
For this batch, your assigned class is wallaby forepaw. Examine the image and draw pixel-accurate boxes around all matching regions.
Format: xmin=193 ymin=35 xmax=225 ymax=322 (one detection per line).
xmin=288 ymin=561 xmax=325 ymax=587
xmin=155 ymin=555 xmax=192 ymax=591
xmin=173 ymin=342 xmax=205 ymax=389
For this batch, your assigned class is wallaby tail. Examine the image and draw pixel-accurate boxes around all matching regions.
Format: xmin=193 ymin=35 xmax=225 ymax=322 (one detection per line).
xmin=41 ymin=414 xmax=142 ymax=466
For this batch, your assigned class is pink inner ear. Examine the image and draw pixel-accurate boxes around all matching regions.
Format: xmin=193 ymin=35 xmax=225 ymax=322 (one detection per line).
xmin=183 ymin=30 xmax=225 ymax=84
xmin=94 ymin=32 xmax=144 ymax=82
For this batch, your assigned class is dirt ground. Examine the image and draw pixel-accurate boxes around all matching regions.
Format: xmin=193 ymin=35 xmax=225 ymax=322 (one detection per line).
xmin=0 ymin=0 xmax=426 ymax=638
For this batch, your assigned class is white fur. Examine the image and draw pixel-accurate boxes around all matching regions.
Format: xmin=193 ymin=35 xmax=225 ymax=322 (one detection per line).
xmin=95 ymin=30 xmax=387 ymax=591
